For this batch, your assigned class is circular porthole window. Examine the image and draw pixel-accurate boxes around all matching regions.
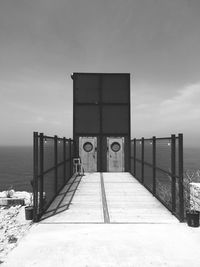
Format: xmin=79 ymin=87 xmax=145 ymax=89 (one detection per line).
xmin=83 ymin=142 xmax=93 ymax=152
xmin=111 ymin=142 xmax=121 ymax=152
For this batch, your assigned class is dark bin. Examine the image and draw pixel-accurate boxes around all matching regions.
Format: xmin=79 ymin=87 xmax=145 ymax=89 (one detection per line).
xmin=25 ymin=206 xmax=33 ymax=220
xmin=186 ymin=211 xmax=199 ymax=227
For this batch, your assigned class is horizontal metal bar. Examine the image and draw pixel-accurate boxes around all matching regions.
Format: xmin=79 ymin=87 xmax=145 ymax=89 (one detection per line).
xmin=75 ymin=133 xmax=129 ymax=136
xmin=74 ymin=102 xmax=129 ymax=106
xmin=43 ymin=135 xmax=72 ymax=141
xmin=34 ymin=133 xmax=73 ymax=142
xmin=131 ymin=138 xmax=152 ymax=141
xmin=155 ymin=137 xmax=172 ymax=140
xmin=131 ymin=136 xmax=179 ymax=142
xmin=72 ymin=72 xmax=130 ymax=76
xmin=131 ymin=157 xmax=180 ymax=179
xmin=36 ymin=158 xmax=71 ymax=178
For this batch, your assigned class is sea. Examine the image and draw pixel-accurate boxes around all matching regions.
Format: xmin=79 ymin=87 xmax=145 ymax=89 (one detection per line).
xmin=0 ymin=146 xmax=33 ymax=192
xmin=0 ymin=146 xmax=200 ymax=192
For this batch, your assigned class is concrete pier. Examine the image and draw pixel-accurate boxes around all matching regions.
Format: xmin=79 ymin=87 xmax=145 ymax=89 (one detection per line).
xmin=2 ymin=173 xmax=200 ymax=267
xmin=42 ymin=172 xmax=178 ymax=224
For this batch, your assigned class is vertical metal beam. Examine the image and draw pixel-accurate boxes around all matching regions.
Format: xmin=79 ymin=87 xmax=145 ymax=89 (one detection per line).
xmin=141 ymin=137 xmax=144 ymax=184
xmin=69 ymin=138 xmax=72 ymax=177
xmin=54 ymin=135 xmax=58 ymax=194
xmin=33 ymin=132 xmax=39 ymax=222
xmin=126 ymin=74 xmax=131 ymax=172
xmin=72 ymin=74 xmax=78 ymax=159
xmin=133 ymin=138 xmax=136 ymax=177
xmin=63 ymin=137 xmax=66 ymax=183
xmin=171 ymin=134 xmax=176 ymax=214
xmin=39 ymin=133 xmax=44 ymax=214
xmin=72 ymin=73 xmax=75 ymax=149
xmin=178 ymin=133 xmax=184 ymax=222
xmin=152 ymin=136 xmax=156 ymax=196
xmin=99 ymin=75 xmax=103 ymax=172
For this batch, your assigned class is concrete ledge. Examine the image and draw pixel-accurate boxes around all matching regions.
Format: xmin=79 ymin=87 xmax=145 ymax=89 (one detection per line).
xmin=0 ymin=198 xmax=25 ymax=206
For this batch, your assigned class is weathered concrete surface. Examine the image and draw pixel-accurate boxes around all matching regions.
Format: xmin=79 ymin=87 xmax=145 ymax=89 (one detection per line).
xmin=2 ymin=223 xmax=200 ymax=267
xmin=2 ymin=172 xmax=200 ymax=266
xmin=41 ymin=172 xmax=178 ymax=224
xmin=104 ymin=173 xmax=178 ymax=223
xmin=42 ymin=173 xmax=104 ymax=223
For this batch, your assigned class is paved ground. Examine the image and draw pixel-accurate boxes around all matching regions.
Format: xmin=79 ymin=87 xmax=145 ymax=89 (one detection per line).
xmin=2 ymin=173 xmax=200 ymax=267
xmin=2 ymin=223 xmax=200 ymax=267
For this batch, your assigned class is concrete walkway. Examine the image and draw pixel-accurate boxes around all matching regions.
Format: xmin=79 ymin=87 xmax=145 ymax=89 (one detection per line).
xmin=41 ymin=172 xmax=178 ymax=224
xmin=2 ymin=173 xmax=200 ymax=267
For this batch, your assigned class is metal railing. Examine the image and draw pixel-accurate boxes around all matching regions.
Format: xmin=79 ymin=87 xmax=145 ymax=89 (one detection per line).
xmin=33 ymin=132 xmax=74 ymax=222
xmin=130 ymin=133 xmax=184 ymax=222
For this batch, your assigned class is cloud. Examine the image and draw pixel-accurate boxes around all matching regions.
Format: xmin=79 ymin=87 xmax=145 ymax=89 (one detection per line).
xmin=132 ymin=82 xmax=200 ymax=146
xmin=159 ymin=83 xmax=200 ymax=120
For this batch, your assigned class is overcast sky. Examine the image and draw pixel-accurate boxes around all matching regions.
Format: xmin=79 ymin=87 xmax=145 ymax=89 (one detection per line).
xmin=0 ymin=0 xmax=200 ymax=146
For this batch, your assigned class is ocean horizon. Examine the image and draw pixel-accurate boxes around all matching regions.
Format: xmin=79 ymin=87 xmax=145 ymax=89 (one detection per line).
xmin=0 ymin=145 xmax=200 ymax=191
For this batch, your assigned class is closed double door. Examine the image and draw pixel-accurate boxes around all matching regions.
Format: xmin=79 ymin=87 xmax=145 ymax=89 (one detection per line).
xmin=79 ymin=136 xmax=124 ymax=172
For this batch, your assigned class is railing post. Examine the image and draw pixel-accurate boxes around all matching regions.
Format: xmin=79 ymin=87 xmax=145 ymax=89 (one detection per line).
xmin=171 ymin=134 xmax=176 ymax=214
xmin=63 ymin=137 xmax=66 ymax=184
xmin=39 ymin=133 xmax=44 ymax=214
xmin=54 ymin=135 xmax=58 ymax=194
xmin=178 ymin=133 xmax=184 ymax=222
xmin=141 ymin=137 xmax=144 ymax=184
xmin=133 ymin=138 xmax=136 ymax=177
xmin=69 ymin=138 xmax=72 ymax=177
xmin=152 ymin=136 xmax=156 ymax=196
xmin=33 ymin=132 xmax=39 ymax=222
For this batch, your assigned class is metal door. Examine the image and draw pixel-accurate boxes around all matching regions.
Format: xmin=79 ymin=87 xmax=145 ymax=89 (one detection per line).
xmin=79 ymin=137 xmax=97 ymax=172
xmin=107 ymin=137 xmax=124 ymax=172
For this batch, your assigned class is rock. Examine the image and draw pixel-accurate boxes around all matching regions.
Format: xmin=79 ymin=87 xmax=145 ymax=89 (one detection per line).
xmin=7 ymin=190 xmax=15 ymax=198
xmin=190 ymin=183 xmax=200 ymax=211
xmin=8 ymin=235 xmax=18 ymax=244
xmin=0 ymin=205 xmax=32 ymax=262
xmin=0 ymin=192 xmax=7 ymax=198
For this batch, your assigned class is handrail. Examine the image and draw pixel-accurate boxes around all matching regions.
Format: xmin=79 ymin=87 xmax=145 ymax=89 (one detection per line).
xmin=33 ymin=132 xmax=74 ymax=222
xmin=131 ymin=136 xmax=177 ymax=141
xmin=43 ymin=135 xmax=73 ymax=141
xmin=130 ymin=133 xmax=184 ymax=222
xmin=131 ymin=157 xmax=181 ymax=179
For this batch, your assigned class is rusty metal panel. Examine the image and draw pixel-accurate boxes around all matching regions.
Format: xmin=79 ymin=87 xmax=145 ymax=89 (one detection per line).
xmin=102 ymin=105 xmax=129 ymax=134
xmin=74 ymin=74 xmax=100 ymax=103
xmin=102 ymin=74 xmax=129 ymax=103
xmin=75 ymin=105 xmax=100 ymax=134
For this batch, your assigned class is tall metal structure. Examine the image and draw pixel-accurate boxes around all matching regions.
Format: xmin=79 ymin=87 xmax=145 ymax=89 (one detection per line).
xmin=72 ymin=73 xmax=130 ymax=172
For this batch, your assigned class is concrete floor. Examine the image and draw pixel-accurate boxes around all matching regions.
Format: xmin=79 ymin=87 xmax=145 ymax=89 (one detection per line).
xmin=2 ymin=172 xmax=200 ymax=267
xmin=41 ymin=172 xmax=178 ymax=224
